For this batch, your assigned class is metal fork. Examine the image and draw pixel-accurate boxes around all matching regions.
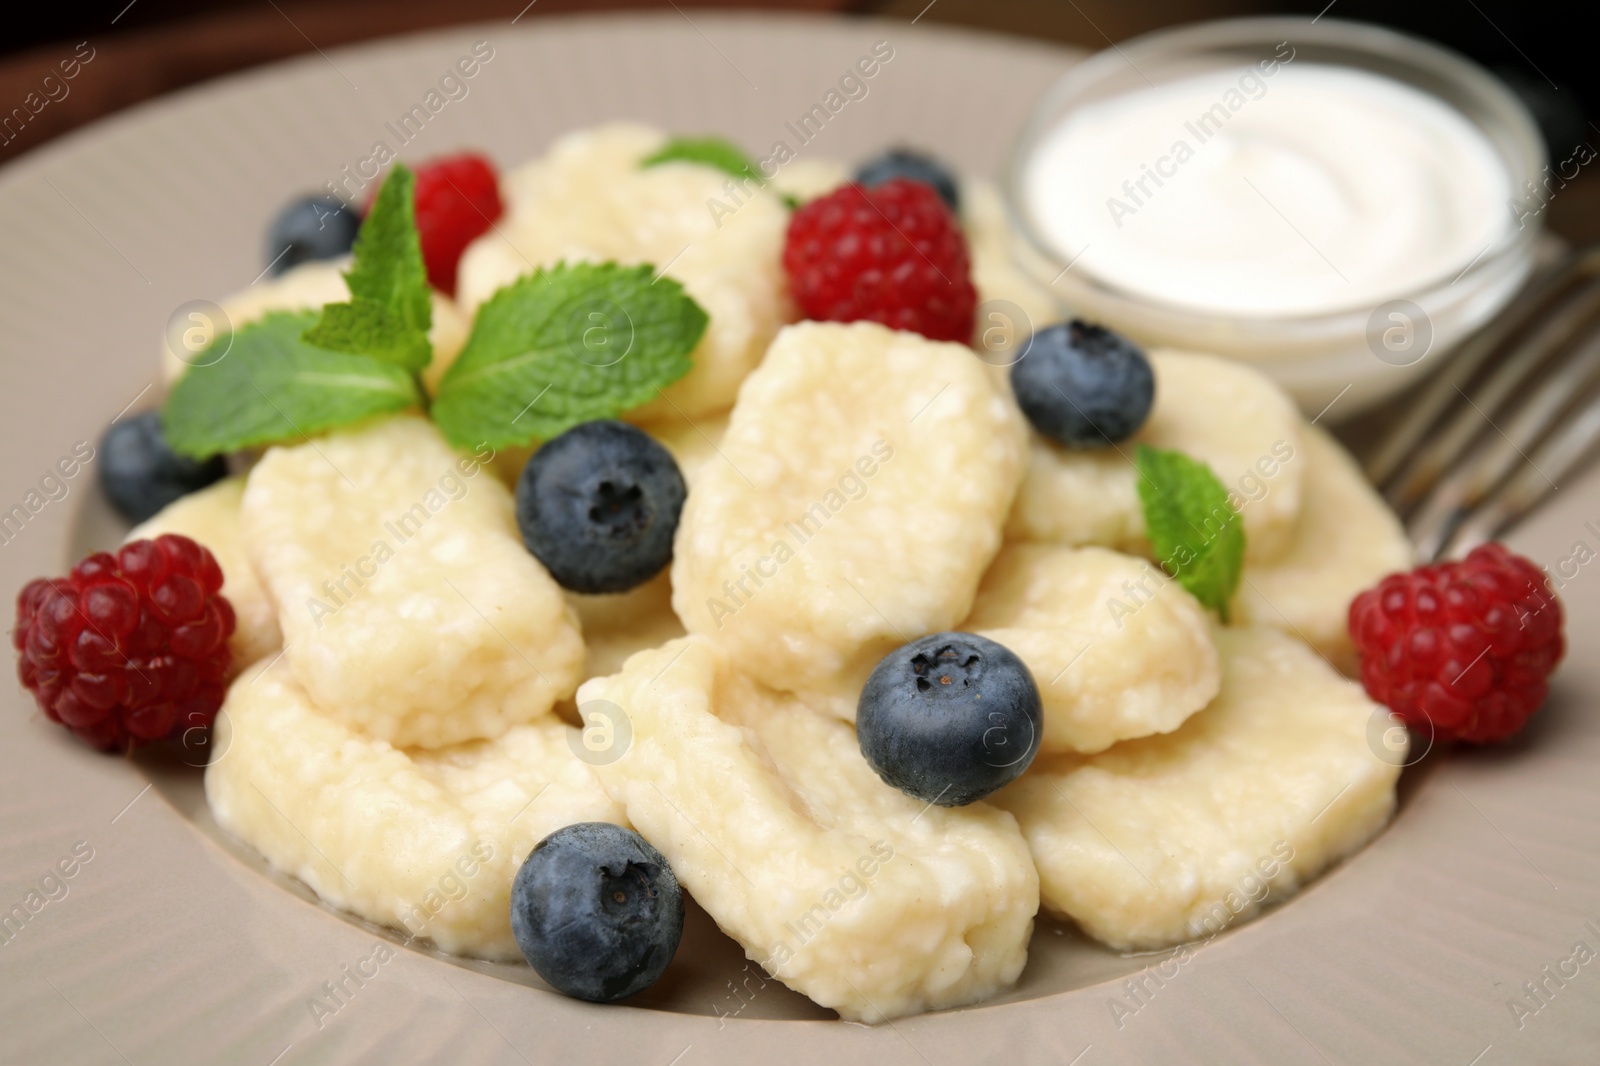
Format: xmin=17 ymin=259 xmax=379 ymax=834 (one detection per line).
xmin=1363 ymin=245 xmax=1600 ymax=562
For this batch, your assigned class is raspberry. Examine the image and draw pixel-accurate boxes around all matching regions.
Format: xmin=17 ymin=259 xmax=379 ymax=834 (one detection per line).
xmin=1349 ymin=543 xmax=1564 ymax=744
xmin=401 ymin=153 xmax=503 ymax=297
xmin=783 ymin=178 xmax=977 ymax=343
xmin=13 ymin=534 xmax=235 ymax=752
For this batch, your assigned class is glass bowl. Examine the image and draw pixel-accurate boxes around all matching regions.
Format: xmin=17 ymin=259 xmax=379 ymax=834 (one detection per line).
xmin=1004 ymin=16 xmax=1546 ymax=419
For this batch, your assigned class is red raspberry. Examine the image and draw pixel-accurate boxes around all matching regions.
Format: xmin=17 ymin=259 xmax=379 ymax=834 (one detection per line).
xmin=13 ymin=534 xmax=235 ymax=752
xmin=395 ymin=152 xmax=503 ymax=297
xmin=783 ymin=178 xmax=977 ymax=343
xmin=1349 ymin=543 xmax=1563 ymax=744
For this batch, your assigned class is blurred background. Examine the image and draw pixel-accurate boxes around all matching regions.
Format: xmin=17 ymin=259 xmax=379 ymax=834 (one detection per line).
xmin=3 ymin=0 xmax=1594 ymax=239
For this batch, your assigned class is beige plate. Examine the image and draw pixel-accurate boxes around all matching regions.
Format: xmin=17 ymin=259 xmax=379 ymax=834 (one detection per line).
xmin=2 ymin=12 xmax=1598 ymax=1064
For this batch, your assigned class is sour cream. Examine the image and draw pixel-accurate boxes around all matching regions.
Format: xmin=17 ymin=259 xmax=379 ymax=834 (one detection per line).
xmin=1023 ymin=63 xmax=1514 ymax=317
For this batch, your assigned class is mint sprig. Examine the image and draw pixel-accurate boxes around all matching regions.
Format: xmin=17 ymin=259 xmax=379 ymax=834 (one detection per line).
xmin=302 ymin=163 xmax=433 ymax=371
xmin=1135 ymin=444 xmax=1246 ymax=620
xmin=642 ymin=136 xmax=764 ymax=185
xmin=430 ymin=262 xmax=706 ymax=450
xmin=162 ymin=311 xmax=422 ymax=458
xmin=162 ymin=166 xmax=707 ymax=459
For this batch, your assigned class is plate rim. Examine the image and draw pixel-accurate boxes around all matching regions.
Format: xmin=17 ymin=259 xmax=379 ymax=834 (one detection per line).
xmin=2 ymin=11 xmax=1597 ymax=1065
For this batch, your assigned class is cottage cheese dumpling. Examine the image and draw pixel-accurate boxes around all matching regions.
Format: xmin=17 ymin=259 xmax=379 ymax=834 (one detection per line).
xmin=207 ymin=660 xmax=624 ymax=960
xmin=767 ymin=157 xmax=847 ymax=204
xmin=585 ymin=638 xmax=1038 ymax=1022
xmin=127 ymin=477 xmax=281 ymax=676
xmin=565 ymin=572 xmax=684 ymax=683
xmin=157 ymin=258 xmax=470 ymax=393
xmin=1006 ymin=351 xmax=1304 ymax=563
xmin=965 ymin=179 xmax=1061 ymax=343
xmin=1232 ymin=424 xmax=1412 ymax=673
xmin=649 ymin=410 xmax=731 ymax=492
xmin=993 ymin=626 xmax=1400 ymax=951
xmin=672 ymin=321 xmax=1027 ymax=702
xmin=964 ymin=544 xmax=1220 ymax=754
xmin=485 ymin=443 xmax=536 ymax=490
xmin=240 ymin=415 xmax=583 ymax=748
xmin=454 ymin=123 xmax=791 ymax=422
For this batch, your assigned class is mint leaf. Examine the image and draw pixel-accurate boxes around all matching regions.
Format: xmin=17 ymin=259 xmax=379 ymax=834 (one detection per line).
xmin=1135 ymin=444 xmax=1246 ymax=620
xmin=305 ymin=298 xmax=432 ymax=372
xmin=302 ymin=163 xmax=433 ymax=370
xmin=430 ymin=262 xmax=707 ymax=450
xmin=164 ymin=311 xmax=422 ymax=458
xmin=642 ymin=136 xmax=763 ymax=185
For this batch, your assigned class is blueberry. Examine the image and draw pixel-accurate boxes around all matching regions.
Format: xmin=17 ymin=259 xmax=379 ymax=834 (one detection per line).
xmin=854 ymin=148 xmax=961 ymax=211
xmin=1010 ymin=320 xmax=1155 ymax=447
xmin=98 ymin=412 xmax=227 ymax=524
xmin=510 ymin=822 xmax=683 ymax=1003
xmin=857 ymin=632 xmax=1042 ymax=807
xmin=265 ymin=196 xmax=361 ymax=275
xmin=515 ymin=420 xmax=687 ymax=594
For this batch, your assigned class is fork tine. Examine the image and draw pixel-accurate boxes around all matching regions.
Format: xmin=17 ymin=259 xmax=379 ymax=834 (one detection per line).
xmin=1442 ymin=378 xmax=1600 ymax=558
xmin=1404 ymin=325 xmax=1600 ymax=560
xmin=1365 ymin=247 xmax=1600 ymax=490
xmin=1401 ymin=288 xmax=1600 ymax=557
xmin=1380 ymin=268 xmax=1600 ymax=518
xmin=1414 ymin=344 xmax=1600 ymax=560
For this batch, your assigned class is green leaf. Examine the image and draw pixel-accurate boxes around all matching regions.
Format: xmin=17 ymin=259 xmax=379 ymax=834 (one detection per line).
xmin=430 ymin=262 xmax=707 ymax=450
xmin=302 ymin=162 xmax=433 ymax=370
xmin=642 ymin=136 xmax=763 ymax=185
xmin=163 ymin=311 xmax=422 ymax=458
xmin=1134 ymin=444 xmax=1247 ymax=620
xmin=303 ymin=297 xmax=432 ymax=371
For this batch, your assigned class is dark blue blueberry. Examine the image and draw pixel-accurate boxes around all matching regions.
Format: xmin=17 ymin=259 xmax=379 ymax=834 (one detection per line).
xmin=510 ymin=822 xmax=683 ymax=1003
xmin=98 ymin=411 xmax=227 ymax=524
xmin=265 ymin=196 xmax=361 ymax=275
xmin=854 ymin=149 xmax=960 ymax=211
xmin=515 ymin=420 xmax=686 ymax=594
xmin=1010 ymin=320 xmax=1154 ymax=447
xmin=857 ymin=632 xmax=1042 ymax=807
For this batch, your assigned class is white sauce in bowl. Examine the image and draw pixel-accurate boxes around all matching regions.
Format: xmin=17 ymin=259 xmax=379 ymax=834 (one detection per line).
xmin=1023 ymin=63 xmax=1514 ymax=317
